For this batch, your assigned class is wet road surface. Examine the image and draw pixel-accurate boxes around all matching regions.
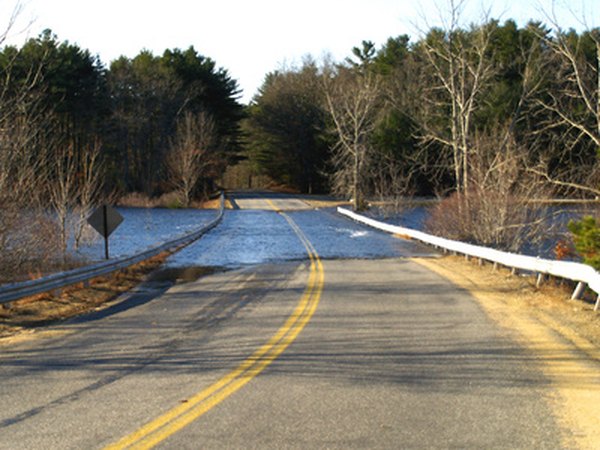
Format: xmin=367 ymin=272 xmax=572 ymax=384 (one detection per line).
xmin=166 ymin=208 xmax=433 ymax=269
xmin=0 ymin=191 xmax=574 ymax=449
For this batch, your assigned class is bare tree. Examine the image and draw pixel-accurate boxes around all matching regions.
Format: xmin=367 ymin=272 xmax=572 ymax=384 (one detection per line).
xmin=0 ymin=1 xmax=25 ymax=46
xmin=323 ymin=65 xmax=382 ymax=210
xmin=46 ymin=141 xmax=80 ymax=256
xmin=416 ymin=0 xmax=495 ymax=194
xmin=73 ymin=141 xmax=104 ymax=249
xmin=369 ymin=152 xmax=417 ymax=216
xmin=166 ymin=110 xmax=216 ymax=207
xmin=0 ymin=3 xmax=63 ymax=279
xmin=426 ymin=127 xmax=553 ymax=253
xmin=529 ymin=7 xmax=600 ymax=197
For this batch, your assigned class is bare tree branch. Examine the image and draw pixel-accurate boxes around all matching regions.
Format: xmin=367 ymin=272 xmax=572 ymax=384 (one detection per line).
xmin=322 ymin=64 xmax=382 ymax=210
xmin=166 ymin=110 xmax=216 ymax=207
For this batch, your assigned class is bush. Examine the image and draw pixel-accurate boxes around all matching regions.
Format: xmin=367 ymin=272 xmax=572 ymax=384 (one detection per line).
xmin=425 ymin=129 xmax=553 ymax=254
xmin=568 ymin=216 xmax=600 ymax=270
xmin=0 ymin=207 xmax=64 ymax=283
xmin=425 ymin=190 xmax=551 ymax=254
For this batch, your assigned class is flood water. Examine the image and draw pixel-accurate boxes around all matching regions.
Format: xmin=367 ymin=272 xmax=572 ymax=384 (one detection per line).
xmin=165 ymin=208 xmax=434 ymax=270
xmin=73 ymin=202 xmax=599 ymax=266
xmin=365 ymin=203 xmax=600 ymax=259
xmin=74 ymin=207 xmax=218 ymax=262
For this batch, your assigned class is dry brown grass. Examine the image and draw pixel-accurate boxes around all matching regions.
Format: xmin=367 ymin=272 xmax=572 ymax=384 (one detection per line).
xmin=198 ymin=197 xmax=233 ymax=209
xmin=0 ymin=252 xmax=169 ymax=340
xmin=415 ymin=255 xmax=600 ymax=348
xmin=118 ymin=191 xmax=229 ymax=210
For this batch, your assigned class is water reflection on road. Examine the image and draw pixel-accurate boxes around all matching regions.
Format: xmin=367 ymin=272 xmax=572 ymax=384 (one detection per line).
xmin=166 ymin=208 xmax=434 ymax=269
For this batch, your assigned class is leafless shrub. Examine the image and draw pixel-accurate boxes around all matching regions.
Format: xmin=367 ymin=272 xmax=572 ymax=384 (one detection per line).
xmin=117 ymin=192 xmax=157 ymax=208
xmin=369 ymin=153 xmax=416 ymax=217
xmin=155 ymin=191 xmax=186 ymax=209
xmin=116 ymin=191 xmax=190 ymax=209
xmin=0 ymin=209 xmax=62 ymax=283
xmin=46 ymin=142 xmax=79 ymax=255
xmin=426 ymin=130 xmax=554 ymax=253
xmin=73 ymin=141 xmax=104 ymax=249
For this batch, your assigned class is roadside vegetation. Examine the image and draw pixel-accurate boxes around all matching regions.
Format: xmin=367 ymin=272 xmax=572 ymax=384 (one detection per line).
xmin=2 ymin=0 xmax=600 ymax=281
xmin=244 ymin=0 xmax=600 ymax=262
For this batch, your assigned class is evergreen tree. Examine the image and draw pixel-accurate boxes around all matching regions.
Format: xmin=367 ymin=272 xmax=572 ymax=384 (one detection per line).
xmin=245 ymin=61 xmax=330 ymax=193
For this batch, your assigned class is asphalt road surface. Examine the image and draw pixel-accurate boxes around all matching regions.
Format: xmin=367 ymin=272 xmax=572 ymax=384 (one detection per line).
xmin=0 ymin=191 xmax=582 ymax=449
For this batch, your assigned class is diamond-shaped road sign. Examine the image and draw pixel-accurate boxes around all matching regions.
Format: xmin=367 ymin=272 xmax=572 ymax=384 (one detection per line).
xmin=88 ymin=205 xmax=124 ymax=238
xmin=87 ymin=205 xmax=124 ymax=259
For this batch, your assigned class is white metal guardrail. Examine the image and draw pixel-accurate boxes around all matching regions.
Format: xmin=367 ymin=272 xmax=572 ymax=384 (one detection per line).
xmin=0 ymin=193 xmax=225 ymax=305
xmin=338 ymin=207 xmax=600 ymax=311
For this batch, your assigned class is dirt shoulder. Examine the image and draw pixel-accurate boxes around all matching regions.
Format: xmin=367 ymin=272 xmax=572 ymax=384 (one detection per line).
xmin=0 ymin=252 xmax=170 ymax=343
xmin=414 ymin=255 xmax=600 ymax=349
xmin=414 ymin=255 xmax=600 ymax=450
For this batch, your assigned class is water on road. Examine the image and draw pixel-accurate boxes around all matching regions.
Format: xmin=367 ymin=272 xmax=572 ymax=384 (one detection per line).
xmin=166 ymin=208 xmax=434 ymax=269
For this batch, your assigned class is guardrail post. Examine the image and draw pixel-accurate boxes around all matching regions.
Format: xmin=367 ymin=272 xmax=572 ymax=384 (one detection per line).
xmin=337 ymin=206 xmax=600 ymax=310
xmin=536 ymin=273 xmax=544 ymax=289
xmin=571 ymin=281 xmax=586 ymax=300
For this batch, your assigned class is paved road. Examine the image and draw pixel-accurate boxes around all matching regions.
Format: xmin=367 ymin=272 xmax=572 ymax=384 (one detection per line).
xmin=0 ymin=192 xmax=574 ymax=448
xmin=228 ymin=190 xmax=315 ymax=211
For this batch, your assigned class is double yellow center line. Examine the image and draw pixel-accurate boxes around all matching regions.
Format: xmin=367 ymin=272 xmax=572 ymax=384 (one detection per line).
xmin=106 ymin=202 xmax=324 ymax=449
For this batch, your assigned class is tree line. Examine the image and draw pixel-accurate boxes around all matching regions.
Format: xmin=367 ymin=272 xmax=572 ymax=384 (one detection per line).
xmin=1 ymin=1 xmax=600 ymax=275
xmin=245 ymin=6 xmax=600 ymax=256
xmin=248 ymin=16 xmax=600 ymax=201
xmin=0 ymin=28 xmax=243 ymax=277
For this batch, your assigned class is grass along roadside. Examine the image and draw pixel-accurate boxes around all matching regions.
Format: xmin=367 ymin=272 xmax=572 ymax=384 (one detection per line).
xmin=0 ymin=252 xmax=171 ymax=342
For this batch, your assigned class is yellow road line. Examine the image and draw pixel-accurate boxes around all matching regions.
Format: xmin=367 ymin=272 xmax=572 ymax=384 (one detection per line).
xmin=105 ymin=201 xmax=323 ymax=450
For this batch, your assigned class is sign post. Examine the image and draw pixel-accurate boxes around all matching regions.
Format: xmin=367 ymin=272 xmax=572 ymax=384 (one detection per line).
xmin=87 ymin=205 xmax=124 ymax=259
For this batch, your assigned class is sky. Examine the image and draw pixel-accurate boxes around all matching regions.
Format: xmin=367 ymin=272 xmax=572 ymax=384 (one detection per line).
xmin=0 ymin=0 xmax=597 ymax=104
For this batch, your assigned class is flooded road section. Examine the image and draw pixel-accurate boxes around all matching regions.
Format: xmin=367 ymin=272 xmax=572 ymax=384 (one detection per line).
xmin=166 ymin=193 xmax=434 ymax=270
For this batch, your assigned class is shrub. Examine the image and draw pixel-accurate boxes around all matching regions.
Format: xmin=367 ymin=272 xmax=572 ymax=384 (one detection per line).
xmin=568 ymin=216 xmax=600 ymax=270
xmin=425 ymin=190 xmax=552 ymax=254
xmin=425 ymin=129 xmax=553 ymax=254
xmin=0 ymin=207 xmax=64 ymax=283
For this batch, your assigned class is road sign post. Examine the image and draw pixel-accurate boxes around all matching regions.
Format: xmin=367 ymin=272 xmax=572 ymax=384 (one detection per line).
xmin=87 ymin=205 xmax=124 ymax=260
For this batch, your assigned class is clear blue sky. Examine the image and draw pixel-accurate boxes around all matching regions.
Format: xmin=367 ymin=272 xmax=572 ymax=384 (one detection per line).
xmin=1 ymin=0 xmax=596 ymax=103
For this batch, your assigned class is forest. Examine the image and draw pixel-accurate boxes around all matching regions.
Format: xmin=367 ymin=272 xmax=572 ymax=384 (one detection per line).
xmin=2 ymin=3 xmax=600 ymax=275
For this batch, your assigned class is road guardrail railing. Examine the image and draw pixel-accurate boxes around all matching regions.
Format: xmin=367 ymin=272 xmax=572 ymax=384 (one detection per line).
xmin=0 ymin=192 xmax=225 ymax=305
xmin=338 ymin=207 xmax=600 ymax=312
